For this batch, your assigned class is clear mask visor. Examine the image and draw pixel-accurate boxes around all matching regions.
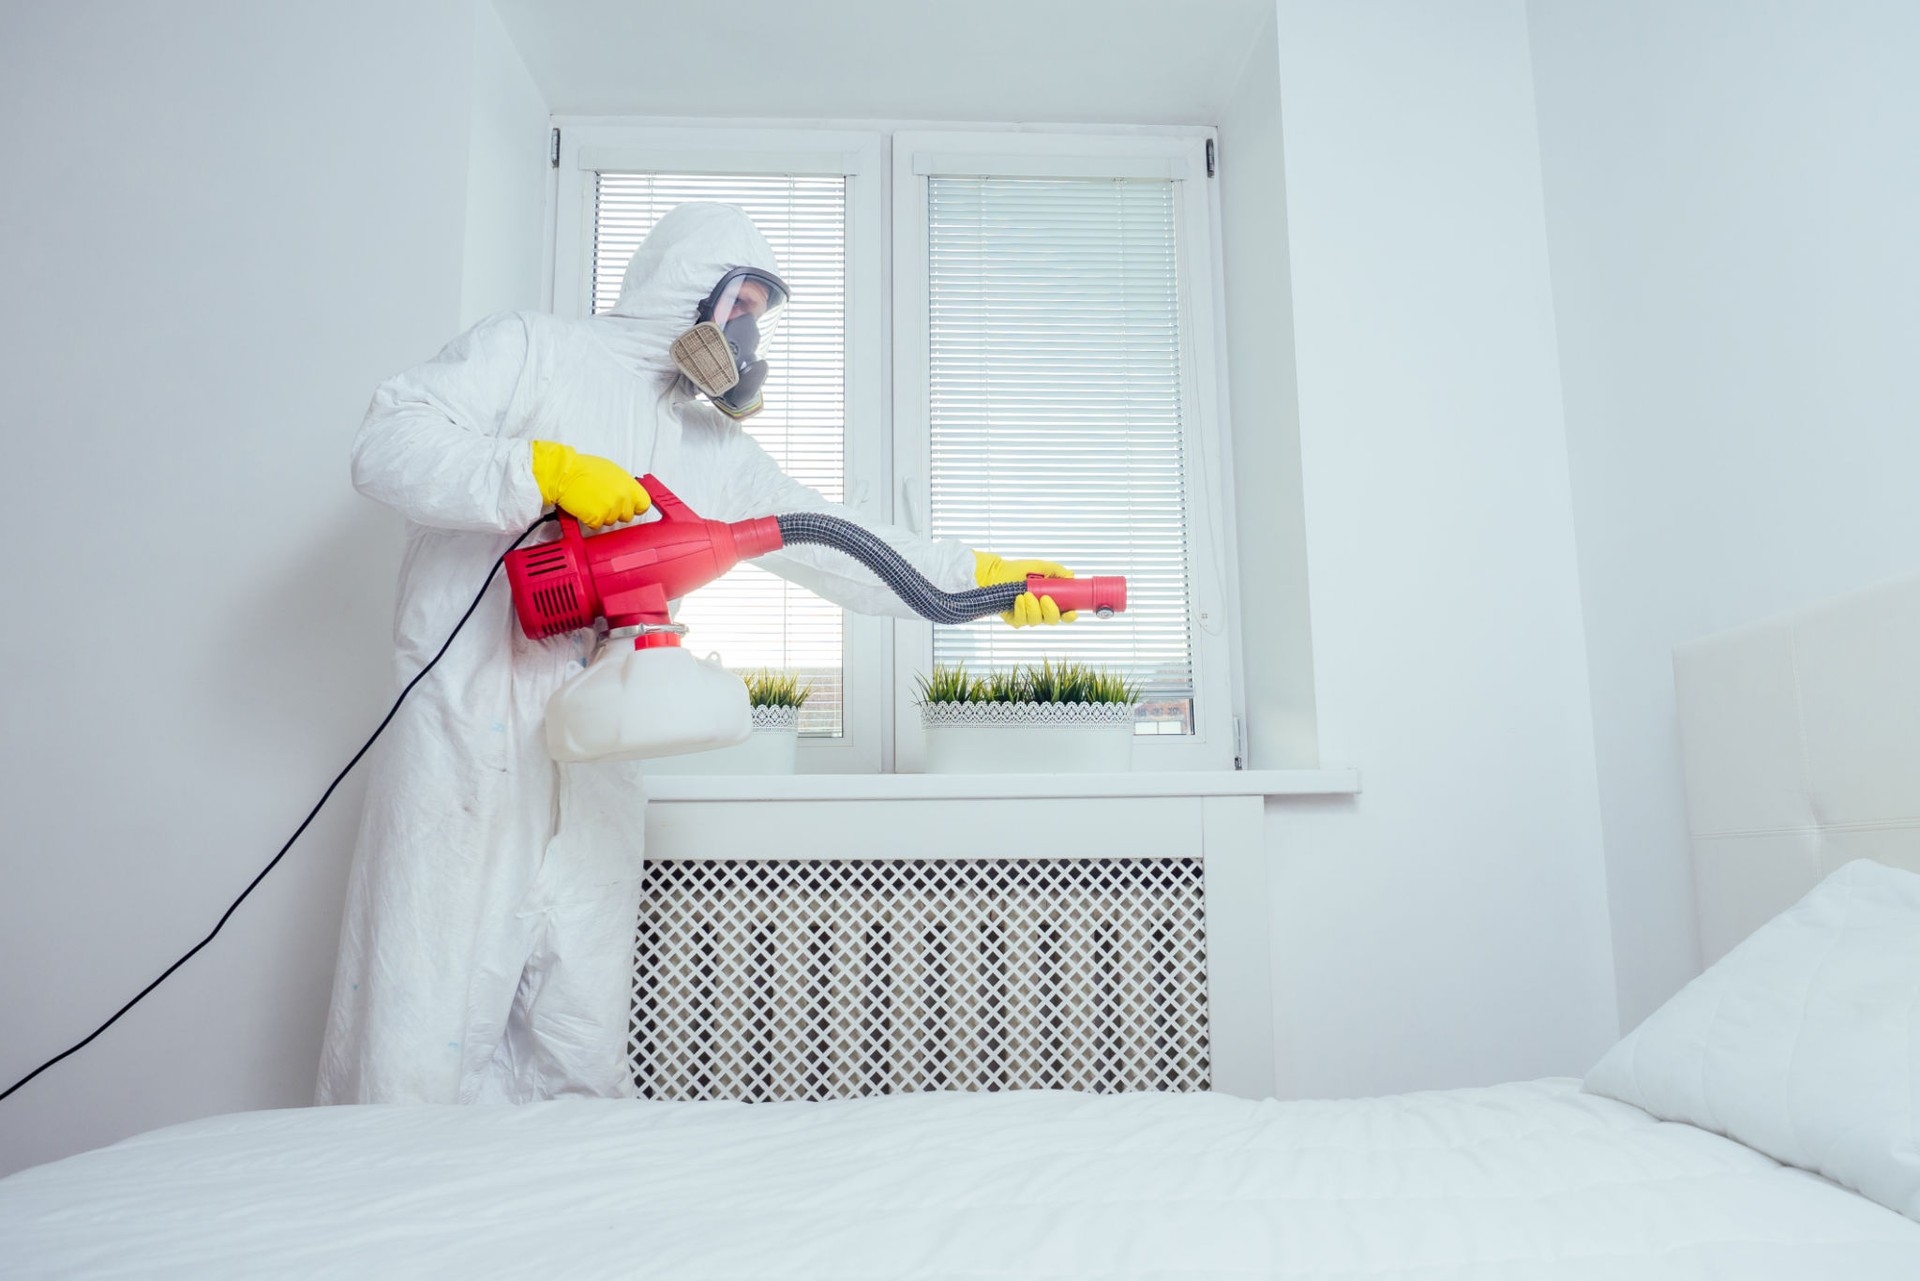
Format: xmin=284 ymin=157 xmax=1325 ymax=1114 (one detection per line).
xmin=700 ymin=267 xmax=788 ymax=359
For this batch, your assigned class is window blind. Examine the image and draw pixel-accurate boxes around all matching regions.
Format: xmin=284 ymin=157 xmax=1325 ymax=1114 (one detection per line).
xmin=925 ymin=177 xmax=1197 ymax=734
xmin=592 ymin=173 xmax=848 ymax=736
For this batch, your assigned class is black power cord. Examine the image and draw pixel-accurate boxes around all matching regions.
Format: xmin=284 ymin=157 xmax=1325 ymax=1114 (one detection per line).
xmin=0 ymin=514 xmax=556 ymax=1104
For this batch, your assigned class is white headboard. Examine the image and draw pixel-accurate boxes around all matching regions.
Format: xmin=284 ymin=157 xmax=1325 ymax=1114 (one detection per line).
xmin=1675 ymin=572 xmax=1920 ymax=964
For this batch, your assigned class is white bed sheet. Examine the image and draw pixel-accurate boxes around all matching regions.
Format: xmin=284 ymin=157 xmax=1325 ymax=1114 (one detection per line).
xmin=4 ymin=1079 xmax=1918 ymax=1278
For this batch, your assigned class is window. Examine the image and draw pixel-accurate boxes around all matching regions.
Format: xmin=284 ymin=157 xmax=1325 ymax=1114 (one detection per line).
xmin=892 ymin=133 xmax=1238 ymax=771
xmin=552 ymin=126 xmax=1237 ymax=771
xmin=587 ymin=173 xmax=850 ymax=737
xmin=921 ymin=175 xmax=1198 ymax=735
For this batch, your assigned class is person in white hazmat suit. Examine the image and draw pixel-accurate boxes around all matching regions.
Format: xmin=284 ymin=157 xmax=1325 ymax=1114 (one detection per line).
xmin=318 ymin=203 xmax=1075 ymax=1104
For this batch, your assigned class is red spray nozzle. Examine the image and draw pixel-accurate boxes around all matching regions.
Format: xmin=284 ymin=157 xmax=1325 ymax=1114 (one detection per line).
xmin=1027 ymin=574 xmax=1127 ymax=618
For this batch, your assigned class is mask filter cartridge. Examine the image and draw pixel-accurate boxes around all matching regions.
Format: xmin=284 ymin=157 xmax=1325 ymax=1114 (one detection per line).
xmin=669 ymin=321 xmax=739 ymax=395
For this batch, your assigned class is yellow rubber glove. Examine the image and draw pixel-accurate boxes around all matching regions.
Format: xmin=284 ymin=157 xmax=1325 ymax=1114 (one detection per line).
xmin=530 ymin=441 xmax=650 ymax=528
xmin=973 ymin=551 xmax=1079 ymax=628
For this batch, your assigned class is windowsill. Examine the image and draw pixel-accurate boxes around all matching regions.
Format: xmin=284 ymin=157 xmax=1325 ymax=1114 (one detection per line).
xmin=644 ymin=768 xmax=1360 ymax=802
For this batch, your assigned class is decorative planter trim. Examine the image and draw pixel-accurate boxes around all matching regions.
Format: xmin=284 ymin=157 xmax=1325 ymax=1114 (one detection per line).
xmin=748 ymin=704 xmax=800 ymax=731
xmin=919 ymin=700 xmax=1137 ymax=729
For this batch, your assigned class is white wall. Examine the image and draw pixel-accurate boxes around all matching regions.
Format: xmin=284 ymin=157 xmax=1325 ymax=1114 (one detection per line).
xmin=1527 ymin=0 xmax=1920 ymax=1030
xmin=1261 ymin=0 xmax=1619 ymax=1097
xmin=1217 ymin=8 xmax=1319 ymax=771
xmin=462 ymin=0 xmax=552 ymax=325
xmin=0 ymin=0 xmax=480 ymax=1177
xmin=495 ymin=0 xmax=1272 ymax=125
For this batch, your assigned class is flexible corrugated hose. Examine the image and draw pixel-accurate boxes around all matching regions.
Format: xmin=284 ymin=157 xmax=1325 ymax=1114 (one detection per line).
xmin=776 ymin=511 xmax=1026 ymax=624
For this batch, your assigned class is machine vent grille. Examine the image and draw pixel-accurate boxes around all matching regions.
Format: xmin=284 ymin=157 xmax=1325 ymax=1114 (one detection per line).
xmin=522 ymin=544 xmax=571 ymax=577
xmin=531 ymin=583 xmax=578 ymax=628
xmin=631 ymin=857 xmax=1209 ymax=1101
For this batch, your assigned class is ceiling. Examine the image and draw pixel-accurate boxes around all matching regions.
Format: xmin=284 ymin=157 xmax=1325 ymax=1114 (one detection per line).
xmin=492 ymin=0 xmax=1275 ymax=125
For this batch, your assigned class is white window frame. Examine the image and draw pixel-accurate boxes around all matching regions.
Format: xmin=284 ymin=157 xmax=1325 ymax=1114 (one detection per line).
xmin=548 ymin=122 xmax=1245 ymax=774
xmin=891 ymin=130 xmax=1242 ymax=772
xmin=551 ymin=125 xmax=892 ymax=774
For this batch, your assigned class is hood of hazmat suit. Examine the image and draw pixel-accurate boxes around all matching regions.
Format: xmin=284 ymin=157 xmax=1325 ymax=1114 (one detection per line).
xmin=319 ymin=204 xmax=974 ymax=1105
xmin=594 ymin=201 xmax=777 ymax=373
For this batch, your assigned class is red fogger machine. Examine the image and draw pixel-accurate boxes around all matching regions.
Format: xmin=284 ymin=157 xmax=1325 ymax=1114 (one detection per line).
xmin=502 ymin=475 xmax=1127 ymax=762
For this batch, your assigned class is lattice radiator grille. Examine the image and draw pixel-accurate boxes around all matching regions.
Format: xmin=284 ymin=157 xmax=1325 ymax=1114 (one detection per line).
xmin=631 ymin=857 xmax=1209 ymax=1101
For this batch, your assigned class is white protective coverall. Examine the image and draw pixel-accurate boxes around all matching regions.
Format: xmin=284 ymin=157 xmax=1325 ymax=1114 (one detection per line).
xmin=318 ymin=203 xmax=974 ymax=1104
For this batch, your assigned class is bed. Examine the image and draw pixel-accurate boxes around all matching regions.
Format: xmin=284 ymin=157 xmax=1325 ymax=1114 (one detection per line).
xmin=6 ymin=573 xmax=1920 ymax=1277
xmin=3 ymin=1078 xmax=1915 ymax=1277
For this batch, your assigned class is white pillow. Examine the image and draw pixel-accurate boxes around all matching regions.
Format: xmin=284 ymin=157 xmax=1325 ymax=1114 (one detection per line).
xmin=1584 ymin=858 xmax=1920 ymax=1221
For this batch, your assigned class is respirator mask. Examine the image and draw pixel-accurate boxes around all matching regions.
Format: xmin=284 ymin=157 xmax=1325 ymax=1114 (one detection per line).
xmin=669 ymin=266 xmax=790 ymax=420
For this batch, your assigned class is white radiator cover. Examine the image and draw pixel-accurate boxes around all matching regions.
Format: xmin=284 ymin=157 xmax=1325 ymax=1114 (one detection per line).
xmin=632 ymin=857 xmax=1210 ymax=1101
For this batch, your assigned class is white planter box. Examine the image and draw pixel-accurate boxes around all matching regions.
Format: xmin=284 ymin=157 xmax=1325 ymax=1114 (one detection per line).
xmin=921 ymin=702 xmax=1136 ymax=774
xmin=644 ymin=706 xmax=799 ymax=775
